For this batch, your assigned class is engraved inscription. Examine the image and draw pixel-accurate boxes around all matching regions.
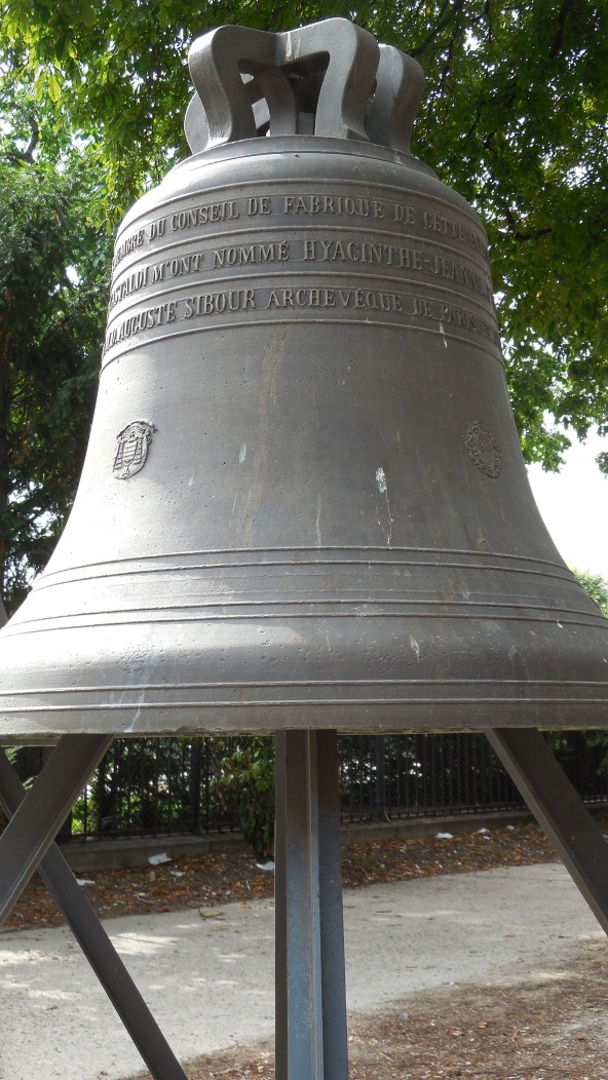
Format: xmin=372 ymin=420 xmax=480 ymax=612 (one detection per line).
xmin=412 ymin=296 xmax=499 ymax=344
xmin=183 ymin=290 xmax=256 ymax=317
xmin=212 ymin=241 xmax=289 ymax=267
xmin=246 ymin=197 xmax=271 ymax=215
xmin=103 ymin=288 xmax=502 ymax=358
xmin=422 ymin=211 xmax=487 ymax=256
xmin=169 ymin=200 xmax=240 ymax=232
xmin=156 ymin=253 xmax=205 ymax=280
xmin=300 ymin=239 xmax=491 ymax=299
xmin=111 ymin=192 xmax=488 ymax=274
xmin=464 ymin=422 xmax=502 ymax=478
xmin=266 ymin=287 xmax=403 ymax=311
xmin=110 ymin=231 xmax=492 ymax=315
xmin=109 ymin=255 xmax=206 ymax=310
xmin=282 ymin=194 xmax=385 ymax=217
xmin=112 ymin=228 xmax=146 ymax=270
xmin=105 ymin=302 xmax=178 ymax=351
xmin=112 ymin=201 xmax=239 ymax=271
xmin=105 ymin=186 xmax=497 ymax=361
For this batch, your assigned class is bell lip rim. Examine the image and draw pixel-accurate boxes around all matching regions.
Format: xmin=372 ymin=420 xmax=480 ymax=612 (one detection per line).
xmin=2 ymin=700 xmax=608 ymax=742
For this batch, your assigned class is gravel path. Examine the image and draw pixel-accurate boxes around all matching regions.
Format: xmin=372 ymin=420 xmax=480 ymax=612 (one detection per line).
xmin=0 ymin=862 xmax=602 ymax=1080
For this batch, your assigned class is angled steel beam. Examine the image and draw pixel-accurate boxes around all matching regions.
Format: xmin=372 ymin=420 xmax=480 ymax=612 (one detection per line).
xmin=487 ymin=727 xmax=608 ymax=936
xmin=0 ymin=748 xmax=188 ymax=1080
xmin=0 ymin=734 xmax=112 ymax=923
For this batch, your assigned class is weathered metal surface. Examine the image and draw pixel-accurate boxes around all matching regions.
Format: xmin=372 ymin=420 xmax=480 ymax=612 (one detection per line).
xmin=275 ymin=730 xmax=348 ymax=1079
xmin=0 ymin=19 xmax=607 ymax=737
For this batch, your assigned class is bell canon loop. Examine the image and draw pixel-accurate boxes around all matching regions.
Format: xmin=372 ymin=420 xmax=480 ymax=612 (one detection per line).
xmin=0 ymin=18 xmax=607 ymax=737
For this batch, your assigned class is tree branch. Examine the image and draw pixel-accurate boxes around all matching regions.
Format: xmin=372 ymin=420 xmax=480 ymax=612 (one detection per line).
xmin=409 ymin=0 xmax=467 ymax=59
xmin=5 ymin=111 xmax=39 ymax=165
xmin=505 ymin=207 xmax=553 ymax=242
xmin=550 ymin=0 xmax=574 ymax=60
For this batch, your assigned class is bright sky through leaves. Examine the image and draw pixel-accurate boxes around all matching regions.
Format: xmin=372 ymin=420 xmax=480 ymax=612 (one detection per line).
xmin=527 ymin=432 xmax=608 ymax=578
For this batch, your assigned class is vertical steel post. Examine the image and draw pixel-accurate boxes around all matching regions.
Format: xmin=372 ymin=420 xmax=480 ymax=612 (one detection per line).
xmin=275 ymin=729 xmax=349 ymax=1080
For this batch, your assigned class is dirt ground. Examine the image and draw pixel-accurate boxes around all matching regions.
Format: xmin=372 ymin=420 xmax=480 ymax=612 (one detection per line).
xmin=5 ymin=817 xmax=563 ymax=931
xmin=129 ymin=938 xmax=608 ymax=1080
xmin=5 ymin=816 xmax=608 ymax=1079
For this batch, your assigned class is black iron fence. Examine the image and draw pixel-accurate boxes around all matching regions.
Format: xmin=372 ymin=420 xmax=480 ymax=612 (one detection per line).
xmin=339 ymin=732 xmax=608 ymax=822
xmin=8 ymin=731 xmax=606 ymax=843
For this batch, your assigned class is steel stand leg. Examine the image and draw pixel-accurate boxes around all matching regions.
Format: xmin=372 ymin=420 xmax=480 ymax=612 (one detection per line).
xmin=275 ymin=729 xmax=349 ymax=1080
xmin=0 ymin=734 xmax=112 ymax=923
xmin=0 ymin=749 xmax=188 ymax=1080
xmin=487 ymin=728 xmax=608 ymax=935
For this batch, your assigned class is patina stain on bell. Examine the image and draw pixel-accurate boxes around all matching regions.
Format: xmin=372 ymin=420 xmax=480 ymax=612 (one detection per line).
xmin=0 ymin=19 xmax=607 ymax=736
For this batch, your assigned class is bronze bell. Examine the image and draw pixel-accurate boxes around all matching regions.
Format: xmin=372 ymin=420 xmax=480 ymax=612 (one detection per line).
xmin=0 ymin=18 xmax=607 ymax=738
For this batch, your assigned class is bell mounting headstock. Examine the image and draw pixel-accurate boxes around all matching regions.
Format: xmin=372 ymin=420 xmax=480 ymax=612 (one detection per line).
xmin=185 ymin=18 xmax=424 ymax=155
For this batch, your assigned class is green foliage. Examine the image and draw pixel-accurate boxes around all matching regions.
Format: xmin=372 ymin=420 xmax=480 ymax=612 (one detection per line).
xmin=70 ymin=738 xmax=198 ymax=836
xmin=0 ymin=152 xmax=110 ymax=609
xmin=573 ymin=568 xmax=608 ymax=616
xmin=211 ymin=737 xmax=275 ymax=860
xmin=1 ymin=1 xmax=607 ymax=466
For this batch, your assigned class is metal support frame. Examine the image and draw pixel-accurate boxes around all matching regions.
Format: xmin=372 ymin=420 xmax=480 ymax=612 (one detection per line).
xmin=2 ymin=727 xmax=608 ymax=1080
xmin=0 ymin=747 xmax=188 ymax=1080
xmin=487 ymin=727 xmax=608 ymax=935
xmin=275 ymin=729 xmax=349 ymax=1080
xmin=0 ymin=734 xmax=112 ymax=922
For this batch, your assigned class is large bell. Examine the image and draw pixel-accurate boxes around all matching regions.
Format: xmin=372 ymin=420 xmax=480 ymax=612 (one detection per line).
xmin=0 ymin=19 xmax=607 ymax=738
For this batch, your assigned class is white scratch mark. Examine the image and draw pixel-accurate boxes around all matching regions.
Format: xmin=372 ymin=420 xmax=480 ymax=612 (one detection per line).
xmin=239 ymin=444 xmax=247 ymax=463
xmin=409 ymin=635 xmax=420 ymax=662
xmin=315 ymin=495 xmax=322 ymax=547
xmin=375 ymin=466 xmax=393 ymax=546
xmin=188 ymin=475 xmax=194 ymax=487
xmin=124 ymin=691 xmax=146 ymax=734
xmin=439 ymin=322 xmax=448 ymax=349
xmin=229 ymin=492 xmax=238 ymax=528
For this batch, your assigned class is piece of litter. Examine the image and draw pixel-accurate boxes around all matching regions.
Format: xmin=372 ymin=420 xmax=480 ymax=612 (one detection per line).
xmin=199 ymin=908 xmax=224 ymax=919
xmin=148 ymin=853 xmax=171 ymax=865
xmin=76 ymin=878 xmax=95 ymax=887
xmin=506 ymin=825 xmax=515 ymax=831
xmin=398 ymin=1012 xmax=409 ymax=1021
xmin=477 ymin=827 xmax=490 ymax=834
xmin=256 ymin=860 xmax=275 ymax=871
xmin=436 ymin=832 xmax=453 ymax=840
xmin=170 ymin=870 xmax=185 ymax=878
